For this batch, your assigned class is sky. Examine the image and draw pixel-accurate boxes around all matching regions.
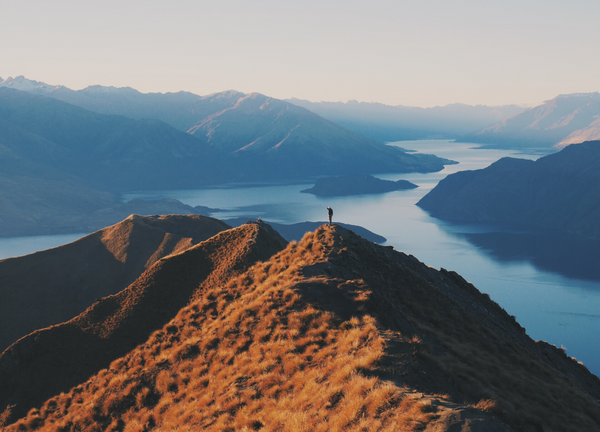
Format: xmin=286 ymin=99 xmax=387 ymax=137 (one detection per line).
xmin=1 ymin=0 xmax=599 ymax=108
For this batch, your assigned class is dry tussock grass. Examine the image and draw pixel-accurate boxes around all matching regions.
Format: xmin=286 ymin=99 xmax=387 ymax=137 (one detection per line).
xmin=7 ymin=230 xmax=436 ymax=432
xmin=6 ymin=226 xmax=600 ymax=432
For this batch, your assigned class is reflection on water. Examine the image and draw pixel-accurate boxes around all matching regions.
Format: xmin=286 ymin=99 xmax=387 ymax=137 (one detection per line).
xmin=460 ymin=229 xmax=600 ymax=284
xmin=0 ymin=233 xmax=87 ymax=260
xmin=2 ymin=140 xmax=599 ymax=377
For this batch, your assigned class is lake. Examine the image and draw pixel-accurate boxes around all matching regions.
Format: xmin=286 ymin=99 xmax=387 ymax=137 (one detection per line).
xmin=2 ymin=140 xmax=599 ymax=377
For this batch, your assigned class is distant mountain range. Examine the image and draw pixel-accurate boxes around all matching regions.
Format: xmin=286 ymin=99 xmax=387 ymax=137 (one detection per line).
xmin=1 ymin=220 xmax=599 ymax=430
xmin=417 ymin=140 xmax=600 ymax=238
xmin=286 ymin=98 xmax=526 ymax=142
xmin=459 ymin=93 xmax=600 ymax=149
xmin=0 ymin=76 xmax=454 ymax=237
xmin=0 ymin=76 xmax=450 ymax=178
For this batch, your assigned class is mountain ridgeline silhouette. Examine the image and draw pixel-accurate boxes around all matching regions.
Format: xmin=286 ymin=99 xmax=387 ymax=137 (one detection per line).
xmin=0 ymin=214 xmax=232 ymax=354
xmin=1 ymin=218 xmax=599 ymax=431
xmin=0 ymin=78 xmax=453 ymax=185
xmin=0 ymin=219 xmax=287 ymax=424
xmin=417 ymin=141 xmax=600 ymax=239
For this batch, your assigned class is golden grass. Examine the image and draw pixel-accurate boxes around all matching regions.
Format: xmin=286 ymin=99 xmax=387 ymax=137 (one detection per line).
xmin=5 ymin=225 xmax=600 ymax=432
xmin=6 ymin=230 xmax=435 ymax=431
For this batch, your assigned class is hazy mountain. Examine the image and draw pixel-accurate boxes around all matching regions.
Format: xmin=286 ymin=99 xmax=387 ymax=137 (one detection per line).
xmin=286 ymin=98 xmax=526 ymax=142
xmin=0 ymin=76 xmax=241 ymax=132
xmin=0 ymin=214 xmax=231 ymax=353
xmin=186 ymin=92 xmax=453 ymax=179
xmin=1 ymin=223 xmax=599 ymax=431
xmin=0 ymin=87 xmax=221 ymax=191
xmin=0 ymin=82 xmax=455 ymax=238
xmin=417 ymin=141 xmax=600 ymax=238
xmin=459 ymin=93 xmax=600 ymax=149
xmin=1 ymin=80 xmax=453 ymax=183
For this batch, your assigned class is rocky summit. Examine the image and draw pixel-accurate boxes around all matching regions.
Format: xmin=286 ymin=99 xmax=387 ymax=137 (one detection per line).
xmin=1 ymin=220 xmax=599 ymax=431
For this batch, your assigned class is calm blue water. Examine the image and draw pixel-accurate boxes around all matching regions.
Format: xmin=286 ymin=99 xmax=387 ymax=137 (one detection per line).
xmin=2 ymin=140 xmax=599 ymax=377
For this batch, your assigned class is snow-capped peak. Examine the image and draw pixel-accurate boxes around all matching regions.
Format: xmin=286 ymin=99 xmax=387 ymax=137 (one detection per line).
xmin=0 ymin=75 xmax=62 ymax=93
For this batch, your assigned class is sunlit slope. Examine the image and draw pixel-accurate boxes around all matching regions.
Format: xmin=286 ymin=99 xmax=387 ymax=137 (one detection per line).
xmin=0 ymin=214 xmax=231 ymax=353
xmin=4 ymin=225 xmax=599 ymax=431
xmin=0 ymin=221 xmax=287 ymax=423
xmin=417 ymin=140 xmax=600 ymax=238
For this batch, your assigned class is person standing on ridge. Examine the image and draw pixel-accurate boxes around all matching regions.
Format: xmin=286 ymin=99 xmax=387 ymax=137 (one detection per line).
xmin=327 ymin=206 xmax=333 ymax=226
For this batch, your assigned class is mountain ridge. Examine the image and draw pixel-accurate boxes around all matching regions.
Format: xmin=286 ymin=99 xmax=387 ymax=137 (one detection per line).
xmin=0 ymin=214 xmax=232 ymax=353
xmin=0 ymin=220 xmax=287 ymax=422
xmin=1 ymin=222 xmax=599 ymax=431
xmin=417 ymin=140 xmax=600 ymax=238
xmin=459 ymin=93 xmax=600 ymax=149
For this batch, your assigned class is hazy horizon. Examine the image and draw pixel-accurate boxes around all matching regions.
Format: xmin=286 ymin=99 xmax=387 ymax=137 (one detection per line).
xmin=2 ymin=0 xmax=599 ymax=108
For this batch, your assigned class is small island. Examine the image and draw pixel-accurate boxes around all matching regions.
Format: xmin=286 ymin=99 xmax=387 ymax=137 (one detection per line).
xmin=301 ymin=174 xmax=417 ymax=197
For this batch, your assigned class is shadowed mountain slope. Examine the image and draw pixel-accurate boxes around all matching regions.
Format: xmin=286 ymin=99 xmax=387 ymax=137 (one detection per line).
xmin=417 ymin=141 xmax=600 ymax=238
xmin=3 ymin=225 xmax=599 ymax=431
xmin=459 ymin=93 xmax=600 ymax=149
xmin=0 ymin=221 xmax=287 ymax=422
xmin=0 ymin=214 xmax=231 ymax=353
xmin=0 ymin=87 xmax=220 ymax=192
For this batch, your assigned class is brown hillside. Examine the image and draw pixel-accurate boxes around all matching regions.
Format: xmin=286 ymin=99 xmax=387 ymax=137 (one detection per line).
xmin=3 ymin=225 xmax=599 ymax=431
xmin=0 ymin=221 xmax=286 ymax=423
xmin=0 ymin=214 xmax=231 ymax=353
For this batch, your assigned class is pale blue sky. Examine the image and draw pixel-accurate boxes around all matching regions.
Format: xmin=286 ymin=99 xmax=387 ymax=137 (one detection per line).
xmin=1 ymin=0 xmax=599 ymax=107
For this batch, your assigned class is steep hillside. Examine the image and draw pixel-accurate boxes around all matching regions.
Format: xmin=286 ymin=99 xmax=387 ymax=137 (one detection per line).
xmin=0 ymin=87 xmax=221 ymax=191
xmin=0 ymin=221 xmax=287 ymax=422
xmin=417 ymin=141 xmax=600 ymax=238
xmin=0 ymin=214 xmax=231 ymax=353
xmin=2 ymin=225 xmax=599 ymax=431
xmin=459 ymin=93 xmax=600 ymax=149
xmin=187 ymin=92 xmax=452 ymax=178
